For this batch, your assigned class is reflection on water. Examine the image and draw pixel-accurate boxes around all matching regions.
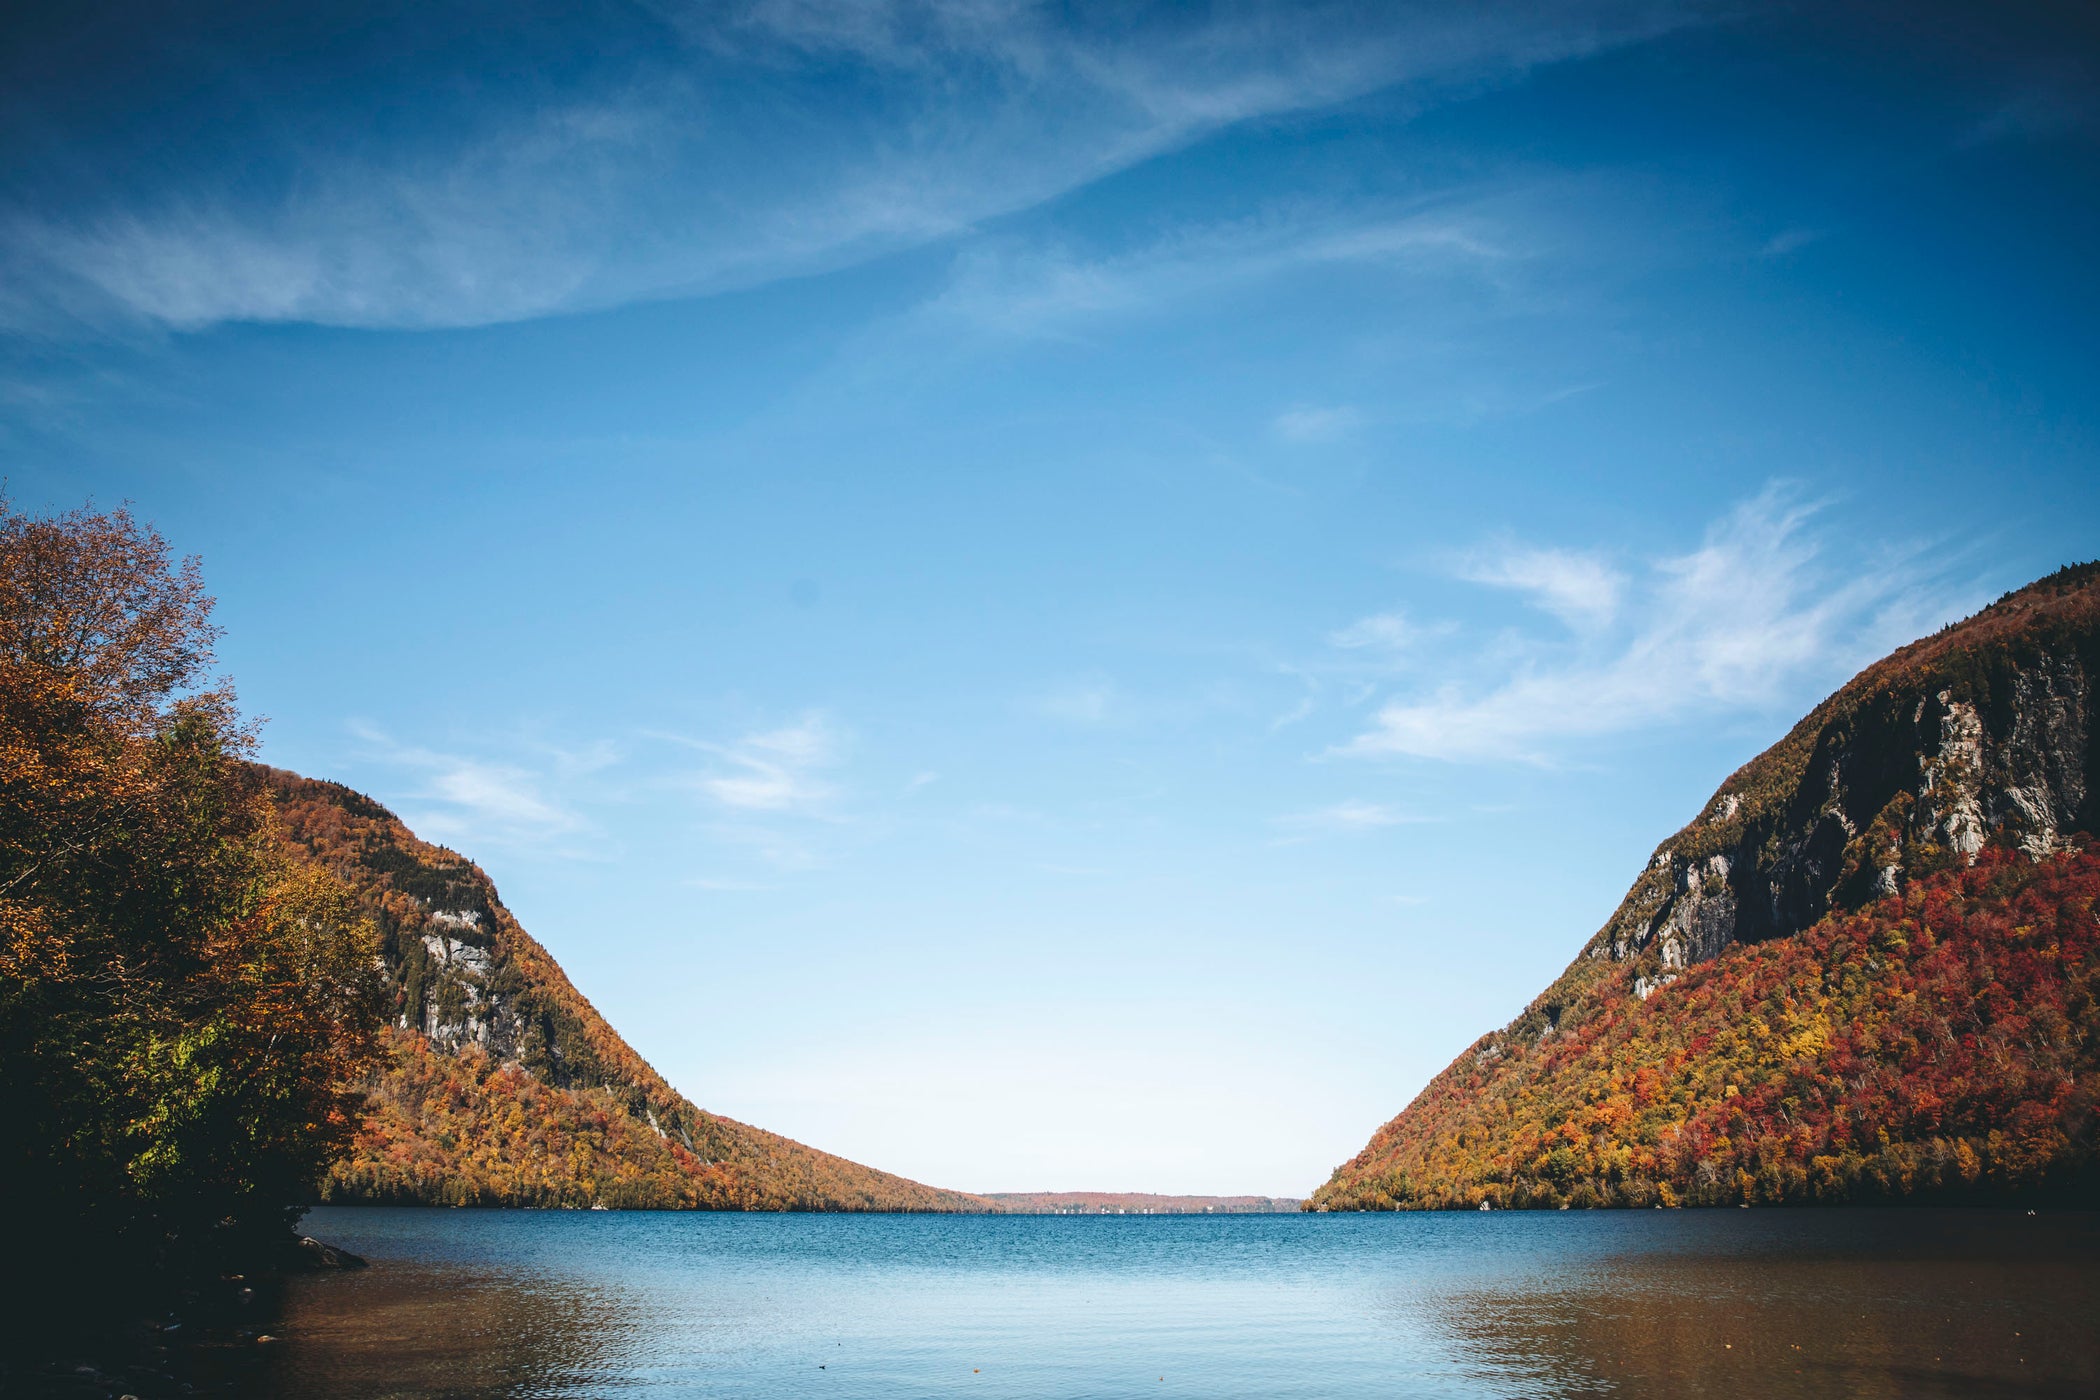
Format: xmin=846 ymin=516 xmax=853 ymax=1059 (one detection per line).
xmin=260 ymin=1256 xmax=643 ymax=1396
xmin=1416 ymin=1214 xmax=2100 ymax=1399
xmin=262 ymin=1208 xmax=2100 ymax=1398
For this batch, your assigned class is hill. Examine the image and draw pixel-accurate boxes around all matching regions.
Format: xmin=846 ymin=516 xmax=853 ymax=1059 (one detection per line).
xmin=988 ymin=1192 xmax=1301 ymax=1213
xmin=1311 ymin=563 xmax=2100 ymax=1209
xmin=264 ymin=769 xmax=993 ymax=1211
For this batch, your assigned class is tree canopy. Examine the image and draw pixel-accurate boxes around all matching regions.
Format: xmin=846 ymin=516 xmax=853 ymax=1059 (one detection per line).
xmin=0 ymin=496 xmax=382 ymax=1319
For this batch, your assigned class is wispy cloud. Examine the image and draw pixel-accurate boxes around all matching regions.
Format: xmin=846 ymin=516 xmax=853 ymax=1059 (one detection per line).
xmin=1 ymin=2 xmax=1703 ymax=334
xmin=3 ymin=101 xmax=652 ymax=333
xmin=1457 ymin=543 xmax=1626 ymax=631
xmin=640 ymin=712 xmax=859 ymax=875
xmin=348 ymin=722 xmax=583 ymax=847
xmin=328 ymin=709 xmax=883 ymax=882
xmin=1338 ymin=486 xmax=1978 ymax=764
xmin=1327 ymin=610 xmax=1420 ymax=653
xmin=922 ymin=196 xmax=1535 ymax=338
xmin=1268 ymin=669 xmax=1322 ymax=732
xmin=1275 ymin=800 xmax=1423 ymax=833
xmin=672 ymin=713 xmax=841 ymax=814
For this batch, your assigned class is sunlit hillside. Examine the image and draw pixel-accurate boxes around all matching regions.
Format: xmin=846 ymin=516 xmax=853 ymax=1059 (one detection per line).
xmin=268 ymin=772 xmax=992 ymax=1212
xmin=1315 ymin=565 xmax=2100 ymax=1209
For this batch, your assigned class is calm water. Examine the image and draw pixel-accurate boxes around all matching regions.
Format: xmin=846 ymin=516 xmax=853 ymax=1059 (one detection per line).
xmin=259 ymin=1207 xmax=2100 ymax=1399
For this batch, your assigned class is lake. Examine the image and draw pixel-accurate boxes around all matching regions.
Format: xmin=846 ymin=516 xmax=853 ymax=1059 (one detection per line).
xmin=259 ymin=1207 xmax=2099 ymax=1398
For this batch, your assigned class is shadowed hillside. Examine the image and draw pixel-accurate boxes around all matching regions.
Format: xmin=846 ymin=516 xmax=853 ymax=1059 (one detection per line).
xmin=265 ymin=770 xmax=992 ymax=1211
xmin=1313 ymin=563 xmax=2100 ymax=1209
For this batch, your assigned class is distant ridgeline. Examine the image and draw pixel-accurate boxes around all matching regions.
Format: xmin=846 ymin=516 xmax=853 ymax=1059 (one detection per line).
xmin=1314 ymin=563 xmax=2100 ymax=1210
xmin=988 ymin=1193 xmax=1301 ymax=1214
xmin=266 ymin=770 xmax=993 ymax=1211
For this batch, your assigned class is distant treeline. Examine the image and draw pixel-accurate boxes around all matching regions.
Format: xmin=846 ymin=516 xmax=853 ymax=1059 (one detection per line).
xmin=989 ymin=1192 xmax=1302 ymax=1214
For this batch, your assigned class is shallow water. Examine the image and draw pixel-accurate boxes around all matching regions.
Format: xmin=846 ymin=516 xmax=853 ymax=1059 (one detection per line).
xmin=261 ymin=1207 xmax=2100 ymax=1398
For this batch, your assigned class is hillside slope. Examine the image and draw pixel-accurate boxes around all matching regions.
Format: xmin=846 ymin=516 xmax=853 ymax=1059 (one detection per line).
xmin=265 ymin=770 xmax=991 ymax=1211
xmin=1312 ymin=563 xmax=2100 ymax=1210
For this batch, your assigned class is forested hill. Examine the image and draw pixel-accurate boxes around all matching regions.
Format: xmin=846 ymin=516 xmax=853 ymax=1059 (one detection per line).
xmin=1312 ymin=562 xmax=2100 ymax=1210
xmin=264 ymin=769 xmax=992 ymax=1211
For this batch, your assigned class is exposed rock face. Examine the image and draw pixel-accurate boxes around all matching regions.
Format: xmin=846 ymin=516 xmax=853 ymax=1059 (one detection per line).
xmin=262 ymin=770 xmax=994 ymax=1211
xmin=1590 ymin=573 xmax=2097 ymax=994
xmin=1656 ymin=853 xmax=1737 ymax=968
xmin=417 ymin=930 xmax=493 ymax=1040
xmin=1310 ymin=563 xmax=2100 ymax=1211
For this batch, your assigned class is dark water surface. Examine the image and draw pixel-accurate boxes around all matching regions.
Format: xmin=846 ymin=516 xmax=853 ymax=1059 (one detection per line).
xmin=264 ymin=1207 xmax=2100 ymax=1398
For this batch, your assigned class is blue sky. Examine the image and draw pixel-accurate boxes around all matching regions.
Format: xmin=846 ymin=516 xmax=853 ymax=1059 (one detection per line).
xmin=4 ymin=1 xmax=2097 ymax=1195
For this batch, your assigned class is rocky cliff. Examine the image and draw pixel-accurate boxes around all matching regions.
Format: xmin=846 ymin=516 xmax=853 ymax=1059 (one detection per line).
xmin=265 ymin=770 xmax=991 ymax=1211
xmin=1597 ymin=562 xmax=2094 ymax=999
xmin=1311 ymin=563 xmax=2100 ymax=1210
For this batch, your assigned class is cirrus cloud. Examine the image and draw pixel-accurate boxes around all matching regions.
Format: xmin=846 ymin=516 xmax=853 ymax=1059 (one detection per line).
xmin=682 ymin=713 xmax=841 ymax=813
xmin=1338 ymin=486 xmax=1980 ymax=764
xmin=1 ymin=0 xmax=1710 ymax=334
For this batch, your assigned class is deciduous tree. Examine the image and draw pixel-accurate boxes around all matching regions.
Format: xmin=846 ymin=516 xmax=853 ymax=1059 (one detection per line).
xmin=0 ymin=496 xmax=381 ymax=1317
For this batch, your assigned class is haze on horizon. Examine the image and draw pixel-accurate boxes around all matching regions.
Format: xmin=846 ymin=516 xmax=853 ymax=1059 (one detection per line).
xmin=3 ymin=0 xmax=2096 ymax=1196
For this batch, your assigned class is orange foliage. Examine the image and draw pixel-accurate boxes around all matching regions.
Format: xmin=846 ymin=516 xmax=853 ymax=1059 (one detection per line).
xmin=1313 ymin=846 xmax=2100 ymax=1209
xmin=1314 ymin=562 xmax=2100 ymax=1212
xmin=0 ymin=497 xmax=382 ymax=1291
xmin=268 ymin=773 xmax=993 ymax=1212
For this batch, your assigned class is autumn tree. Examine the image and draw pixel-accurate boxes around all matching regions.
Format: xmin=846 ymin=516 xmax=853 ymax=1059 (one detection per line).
xmin=0 ymin=496 xmax=381 ymax=1314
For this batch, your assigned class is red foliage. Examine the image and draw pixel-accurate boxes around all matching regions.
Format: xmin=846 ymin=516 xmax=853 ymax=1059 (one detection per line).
xmin=1315 ymin=847 xmax=2100 ymax=1209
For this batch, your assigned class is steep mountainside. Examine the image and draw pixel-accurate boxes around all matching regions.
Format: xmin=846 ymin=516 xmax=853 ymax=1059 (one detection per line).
xmin=1312 ymin=563 xmax=2100 ymax=1210
xmin=265 ymin=770 xmax=991 ymax=1211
